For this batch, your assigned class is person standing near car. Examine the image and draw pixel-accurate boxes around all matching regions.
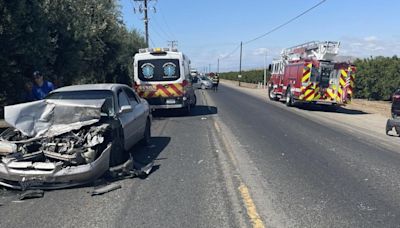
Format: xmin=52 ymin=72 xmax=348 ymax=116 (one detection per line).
xmin=32 ymin=70 xmax=55 ymax=100
xmin=211 ymin=73 xmax=219 ymax=91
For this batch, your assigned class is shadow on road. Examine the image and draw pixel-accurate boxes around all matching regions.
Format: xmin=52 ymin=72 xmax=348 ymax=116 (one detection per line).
xmin=129 ymin=136 xmax=171 ymax=166
xmin=152 ymin=105 xmax=218 ymax=118
xmin=297 ymin=104 xmax=369 ymax=115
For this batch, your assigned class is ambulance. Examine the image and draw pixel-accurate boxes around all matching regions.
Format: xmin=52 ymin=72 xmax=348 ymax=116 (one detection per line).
xmin=133 ymin=48 xmax=196 ymax=114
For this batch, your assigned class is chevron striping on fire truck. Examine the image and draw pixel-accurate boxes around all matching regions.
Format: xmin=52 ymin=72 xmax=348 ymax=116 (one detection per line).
xmin=268 ymin=41 xmax=356 ymax=108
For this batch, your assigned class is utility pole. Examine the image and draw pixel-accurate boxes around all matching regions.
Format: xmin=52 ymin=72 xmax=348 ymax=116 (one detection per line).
xmin=238 ymin=41 xmax=243 ymax=86
xmin=167 ymin=40 xmax=178 ymax=50
xmin=217 ymin=58 xmax=220 ymax=74
xmin=263 ymin=49 xmax=267 ymax=89
xmin=209 ymin=64 xmax=211 ymax=73
xmin=134 ymin=0 xmax=156 ymax=48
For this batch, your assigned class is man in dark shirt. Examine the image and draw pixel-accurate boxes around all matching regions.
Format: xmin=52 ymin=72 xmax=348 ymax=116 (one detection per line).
xmin=32 ymin=71 xmax=55 ymax=100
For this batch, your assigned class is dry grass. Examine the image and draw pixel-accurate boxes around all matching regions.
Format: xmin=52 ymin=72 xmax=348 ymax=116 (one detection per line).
xmin=347 ymin=99 xmax=392 ymax=117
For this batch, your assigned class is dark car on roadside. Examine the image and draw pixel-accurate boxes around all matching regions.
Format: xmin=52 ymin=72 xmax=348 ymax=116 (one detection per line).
xmin=392 ymin=89 xmax=400 ymax=118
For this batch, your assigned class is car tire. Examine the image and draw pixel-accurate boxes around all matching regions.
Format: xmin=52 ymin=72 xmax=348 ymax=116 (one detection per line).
xmin=140 ymin=118 xmax=151 ymax=146
xmin=286 ymin=88 xmax=294 ymax=107
xmin=201 ymin=84 xmax=206 ymax=90
xmin=268 ymin=85 xmax=277 ymax=101
xmin=110 ymin=130 xmax=128 ymax=166
xmin=181 ymin=103 xmax=191 ymax=116
xmin=190 ymin=95 xmax=197 ymax=108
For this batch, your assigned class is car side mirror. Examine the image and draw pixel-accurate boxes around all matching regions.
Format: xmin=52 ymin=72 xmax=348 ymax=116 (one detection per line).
xmin=119 ymin=105 xmax=132 ymax=114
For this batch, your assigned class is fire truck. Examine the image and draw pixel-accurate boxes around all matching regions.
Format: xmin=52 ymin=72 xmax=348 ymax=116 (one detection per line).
xmin=268 ymin=41 xmax=356 ymax=108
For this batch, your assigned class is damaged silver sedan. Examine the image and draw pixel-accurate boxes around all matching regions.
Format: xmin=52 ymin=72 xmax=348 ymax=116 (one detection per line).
xmin=0 ymin=84 xmax=151 ymax=189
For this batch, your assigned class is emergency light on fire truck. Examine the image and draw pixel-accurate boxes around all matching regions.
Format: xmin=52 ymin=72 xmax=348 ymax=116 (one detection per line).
xmin=268 ymin=41 xmax=356 ymax=108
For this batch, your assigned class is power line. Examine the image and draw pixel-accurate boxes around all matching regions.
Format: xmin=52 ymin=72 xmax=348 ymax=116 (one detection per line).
xmin=220 ymin=44 xmax=241 ymax=60
xmin=152 ymin=16 xmax=174 ymax=40
xmin=244 ymin=0 xmax=327 ymax=45
xmin=157 ymin=7 xmax=177 ymax=41
xmin=133 ymin=0 xmax=157 ymax=47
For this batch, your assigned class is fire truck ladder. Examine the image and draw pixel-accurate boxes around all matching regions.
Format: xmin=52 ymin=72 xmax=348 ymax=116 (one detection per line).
xmin=281 ymin=41 xmax=340 ymax=61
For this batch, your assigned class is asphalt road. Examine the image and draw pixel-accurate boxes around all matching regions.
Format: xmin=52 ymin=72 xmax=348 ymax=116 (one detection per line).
xmin=0 ymin=90 xmax=248 ymax=228
xmin=206 ymin=84 xmax=400 ymax=227
xmin=1 ymin=84 xmax=400 ymax=227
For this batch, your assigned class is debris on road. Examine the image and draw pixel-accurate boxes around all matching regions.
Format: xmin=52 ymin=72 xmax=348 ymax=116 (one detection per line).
xmin=91 ymin=183 xmax=121 ymax=196
xmin=19 ymin=189 xmax=44 ymax=200
xmin=108 ymin=155 xmax=154 ymax=179
xmin=197 ymin=160 xmax=203 ymax=164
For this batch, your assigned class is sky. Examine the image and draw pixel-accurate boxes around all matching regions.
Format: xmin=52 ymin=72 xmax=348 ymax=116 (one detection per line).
xmin=119 ymin=0 xmax=400 ymax=72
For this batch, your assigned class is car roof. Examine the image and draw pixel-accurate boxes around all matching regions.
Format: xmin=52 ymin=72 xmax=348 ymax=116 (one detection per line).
xmin=50 ymin=83 xmax=130 ymax=93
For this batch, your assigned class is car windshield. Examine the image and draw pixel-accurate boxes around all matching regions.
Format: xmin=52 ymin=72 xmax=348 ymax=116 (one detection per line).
xmin=200 ymin=76 xmax=209 ymax=81
xmin=46 ymin=90 xmax=115 ymax=116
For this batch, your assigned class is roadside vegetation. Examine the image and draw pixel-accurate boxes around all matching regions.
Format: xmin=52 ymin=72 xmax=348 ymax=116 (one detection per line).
xmin=0 ymin=0 xmax=145 ymax=108
xmin=354 ymin=56 xmax=400 ymax=100
xmin=220 ymin=56 xmax=400 ymax=101
xmin=219 ymin=69 xmax=271 ymax=84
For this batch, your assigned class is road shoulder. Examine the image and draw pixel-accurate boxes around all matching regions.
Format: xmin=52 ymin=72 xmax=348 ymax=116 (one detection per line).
xmin=220 ymin=81 xmax=399 ymax=152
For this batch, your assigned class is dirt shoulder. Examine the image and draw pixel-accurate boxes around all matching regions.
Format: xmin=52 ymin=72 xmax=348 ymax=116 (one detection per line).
xmin=220 ymin=80 xmax=399 ymax=151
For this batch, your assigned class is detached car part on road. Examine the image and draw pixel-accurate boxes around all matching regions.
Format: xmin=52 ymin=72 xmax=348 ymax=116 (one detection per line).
xmin=386 ymin=89 xmax=400 ymax=136
xmin=0 ymin=84 xmax=151 ymax=189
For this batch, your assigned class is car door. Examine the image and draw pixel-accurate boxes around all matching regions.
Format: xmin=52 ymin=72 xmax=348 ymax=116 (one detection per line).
xmin=123 ymin=87 xmax=147 ymax=143
xmin=117 ymin=89 xmax=136 ymax=150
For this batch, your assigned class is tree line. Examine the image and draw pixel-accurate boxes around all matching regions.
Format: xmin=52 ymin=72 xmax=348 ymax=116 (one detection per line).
xmin=0 ymin=0 xmax=145 ymax=107
xmin=219 ymin=69 xmax=270 ymax=84
xmin=220 ymin=56 xmax=400 ymax=101
xmin=354 ymin=56 xmax=400 ymax=100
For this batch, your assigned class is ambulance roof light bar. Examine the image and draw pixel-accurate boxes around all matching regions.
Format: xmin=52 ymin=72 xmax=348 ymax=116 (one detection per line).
xmin=138 ymin=47 xmax=179 ymax=53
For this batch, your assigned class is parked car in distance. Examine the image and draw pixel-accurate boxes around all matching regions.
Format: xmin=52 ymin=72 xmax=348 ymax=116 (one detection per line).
xmin=0 ymin=84 xmax=151 ymax=189
xmin=192 ymin=76 xmax=213 ymax=90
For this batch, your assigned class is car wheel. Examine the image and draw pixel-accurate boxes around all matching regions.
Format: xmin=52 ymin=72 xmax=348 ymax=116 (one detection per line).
xmin=140 ymin=118 xmax=151 ymax=146
xmin=181 ymin=103 xmax=191 ymax=115
xmin=110 ymin=130 xmax=128 ymax=166
xmin=286 ymin=88 xmax=294 ymax=107
xmin=190 ymin=95 xmax=197 ymax=108
xmin=268 ymin=85 xmax=277 ymax=101
xmin=201 ymin=84 xmax=206 ymax=90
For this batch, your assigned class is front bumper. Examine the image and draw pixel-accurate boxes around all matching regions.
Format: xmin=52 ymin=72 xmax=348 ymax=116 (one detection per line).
xmin=0 ymin=144 xmax=111 ymax=190
xmin=150 ymin=104 xmax=185 ymax=109
xmin=147 ymin=96 xmax=188 ymax=110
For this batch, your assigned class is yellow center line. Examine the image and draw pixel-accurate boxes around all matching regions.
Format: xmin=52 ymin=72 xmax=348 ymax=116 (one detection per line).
xmin=239 ymin=184 xmax=265 ymax=228
xmin=213 ymin=119 xmax=265 ymax=228
xmin=214 ymin=121 xmax=221 ymax=133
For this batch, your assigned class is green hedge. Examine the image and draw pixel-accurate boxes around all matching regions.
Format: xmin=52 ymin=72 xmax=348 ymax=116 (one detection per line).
xmin=354 ymin=56 xmax=400 ymax=100
xmin=219 ymin=69 xmax=271 ymax=84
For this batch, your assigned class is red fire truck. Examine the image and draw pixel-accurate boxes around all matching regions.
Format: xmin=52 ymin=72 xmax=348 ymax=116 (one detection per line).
xmin=268 ymin=41 xmax=356 ymax=108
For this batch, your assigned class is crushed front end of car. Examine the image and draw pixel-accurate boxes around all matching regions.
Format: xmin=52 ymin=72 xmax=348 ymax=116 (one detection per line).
xmin=0 ymin=99 xmax=114 ymax=189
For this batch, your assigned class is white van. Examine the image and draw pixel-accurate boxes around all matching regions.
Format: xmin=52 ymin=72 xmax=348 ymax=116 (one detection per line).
xmin=133 ymin=48 xmax=196 ymax=114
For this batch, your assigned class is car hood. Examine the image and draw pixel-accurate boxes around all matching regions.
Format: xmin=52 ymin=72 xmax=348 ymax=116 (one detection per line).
xmin=4 ymin=99 xmax=105 ymax=138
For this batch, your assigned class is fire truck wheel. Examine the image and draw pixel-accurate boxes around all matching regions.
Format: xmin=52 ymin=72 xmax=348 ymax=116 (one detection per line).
xmin=286 ymin=89 xmax=294 ymax=107
xmin=268 ymin=86 xmax=278 ymax=101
